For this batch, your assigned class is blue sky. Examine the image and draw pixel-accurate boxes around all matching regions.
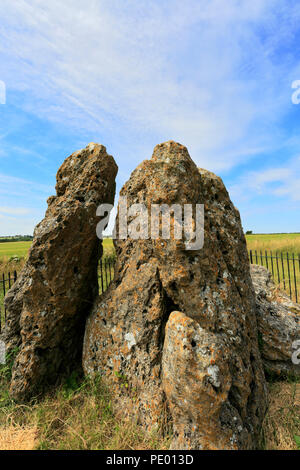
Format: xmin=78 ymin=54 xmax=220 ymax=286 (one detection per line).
xmin=0 ymin=0 xmax=299 ymax=235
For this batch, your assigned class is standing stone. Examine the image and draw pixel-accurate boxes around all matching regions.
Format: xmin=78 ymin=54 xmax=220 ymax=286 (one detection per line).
xmin=83 ymin=141 xmax=268 ymax=450
xmin=3 ymin=143 xmax=117 ymax=401
xmin=250 ymin=264 xmax=300 ymax=377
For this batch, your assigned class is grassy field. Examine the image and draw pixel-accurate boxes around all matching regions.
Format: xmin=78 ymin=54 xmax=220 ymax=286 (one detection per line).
xmin=0 ymin=241 xmax=32 ymax=262
xmin=1 ymin=234 xmax=299 ymax=264
xmin=0 ymin=239 xmax=115 ymax=263
xmin=1 ymin=235 xmax=300 ymax=308
xmin=246 ymin=233 xmax=300 ymax=255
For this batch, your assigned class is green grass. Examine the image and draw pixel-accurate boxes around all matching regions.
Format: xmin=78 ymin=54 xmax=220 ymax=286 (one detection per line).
xmin=0 ymin=239 xmax=115 ymax=262
xmin=0 ymin=241 xmax=31 ymax=261
xmin=246 ymin=233 xmax=300 ymax=255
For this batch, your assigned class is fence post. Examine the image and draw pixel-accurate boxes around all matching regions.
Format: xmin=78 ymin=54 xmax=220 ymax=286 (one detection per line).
xmin=292 ymin=253 xmax=298 ymax=303
xmin=286 ymin=252 xmax=292 ymax=299
xmin=100 ymin=259 xmax=104 ymax=294
xmin=281 ymin=252 xmax=286 ymax=290
xmin=265 ymin=250 xmax=269 ymax=271
xmin=276 ymin=252 xmax=280 ymax=285
xmin=270 ymin=251 xmax=274 ymax=278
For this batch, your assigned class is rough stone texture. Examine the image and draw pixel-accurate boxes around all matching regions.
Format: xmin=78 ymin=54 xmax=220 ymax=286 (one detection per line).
xmin=250 ymin=264 xmax=300 ymax=377
xmin=83 ymin=140 xmax=268 ymax=450
xmin=3 ymin=143 xmax=117 ymax=401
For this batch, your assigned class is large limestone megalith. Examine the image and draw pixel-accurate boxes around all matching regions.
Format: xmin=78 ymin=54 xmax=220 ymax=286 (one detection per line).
xmin=250 ymin=264 xmax=300 ymax=377
xmin=3 ymin=143 xmax=118 ymax=401
xmin=83 ymin=141 xmax=268 ymax=450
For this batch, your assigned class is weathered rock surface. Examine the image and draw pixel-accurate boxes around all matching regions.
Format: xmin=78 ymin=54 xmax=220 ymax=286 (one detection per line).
xmin=3 ymin=143 xmax=117 ymax=401
xmin=83 ymin=141 xmax=268 ymax=450
xmin=250 ymin=264 xmax=300 ymax=377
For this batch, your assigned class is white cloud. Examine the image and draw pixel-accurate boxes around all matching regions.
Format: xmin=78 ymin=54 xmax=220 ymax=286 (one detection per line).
xmin=229 ymin=156 xmax=300 ymax=202
xmin=1 ymin=0 xmax=300 ymax=171
xmin=0 ymin=206 xmax=31 ymax=216
xmin=0 ymin=173 xmax=53 ymax=199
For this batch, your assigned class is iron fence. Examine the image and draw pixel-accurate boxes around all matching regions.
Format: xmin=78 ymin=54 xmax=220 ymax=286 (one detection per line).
xmin=0 ymin=251 xmax=299 ymax=333
xmin=249 ymin=250 xmax=299 ymax=303
xmin=98 ymin=256 xmax=116 ymax=294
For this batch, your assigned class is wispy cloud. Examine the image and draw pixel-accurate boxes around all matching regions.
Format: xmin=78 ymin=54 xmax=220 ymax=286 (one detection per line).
xmin=229 ymin=156 xmax=300 ymax=202
xmin=0 ymin=206 xmax=31 ymax=216
xmin=0 ymin=173 xmax=52 ymax=198
xmin=1 ymin=0 xmax=300 ymax=171
xmin=0 ymin=1 xmax=300 ymax=234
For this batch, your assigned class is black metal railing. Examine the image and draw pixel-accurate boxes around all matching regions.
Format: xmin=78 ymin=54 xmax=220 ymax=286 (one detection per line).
xmin=98 ymin=256 xmax=116 ymax=294
xmin=249 ymin=250 xmax=299 ymax=303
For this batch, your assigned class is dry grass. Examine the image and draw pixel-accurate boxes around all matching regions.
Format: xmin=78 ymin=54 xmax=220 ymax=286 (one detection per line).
xmin=0 ymin=424 xmax=37 ymax=450
xmin=262 ymin=381 xmax=300 ymax=450
xmin=0 ymin=256 xmax=26 ymax=275
xmin=0 ymin=353 xmax=299 ymax=450
xmin=0 ymin=364 xmax=171 ymax=451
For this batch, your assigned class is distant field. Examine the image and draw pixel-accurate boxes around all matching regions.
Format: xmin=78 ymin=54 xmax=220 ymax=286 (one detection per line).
xmin=1 ymin=234 xmax=298 ymax=262
xmin=0 ymin=239 xmax=115 ymax=263
xmin=246 ymin=233 xmax=300 ymax=255
xmin=0 ymin=241 xmax=32 ymax=260
xmin=0 ymin=235 xmax=299 ymax=322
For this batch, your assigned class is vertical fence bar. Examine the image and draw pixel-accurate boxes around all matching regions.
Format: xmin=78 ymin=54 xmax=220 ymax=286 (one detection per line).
xmin=281 ymin=252 xmax=286 ymax=290
xmin=276 ymin=252 xmax=280 ymax=285
xmin=104 ymin=258 xmax=108 ymax=290
xmin=292 ymin=253 xmax=298 ymax=303
xmin=255 ymin=250 xmax=258 ymax=264
xmin=2 ymin=273 xmax=6 ymax=298
xmin=250 ymin=250 xmax=253 ymax=264
xmin=260 ymin=250 xmax=263 ymax=267
xmin=100 ymin=259 xmax=104 ymax=294
xmin=286 ymin=253 xmax=292 ymax=299
xmin=270 ymin=251 xmax=275 ymax=278
xmin=265 ymin=250 xmax=269 ymax=271
xmin=108 ymin=259 xmax=112 ymax=283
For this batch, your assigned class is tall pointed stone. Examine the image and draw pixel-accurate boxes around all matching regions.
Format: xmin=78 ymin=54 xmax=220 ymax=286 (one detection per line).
xmin=83 ymin=141 xmax=268 ymax=449
xmin=3 ymin=143 xmax=117 ymax=401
